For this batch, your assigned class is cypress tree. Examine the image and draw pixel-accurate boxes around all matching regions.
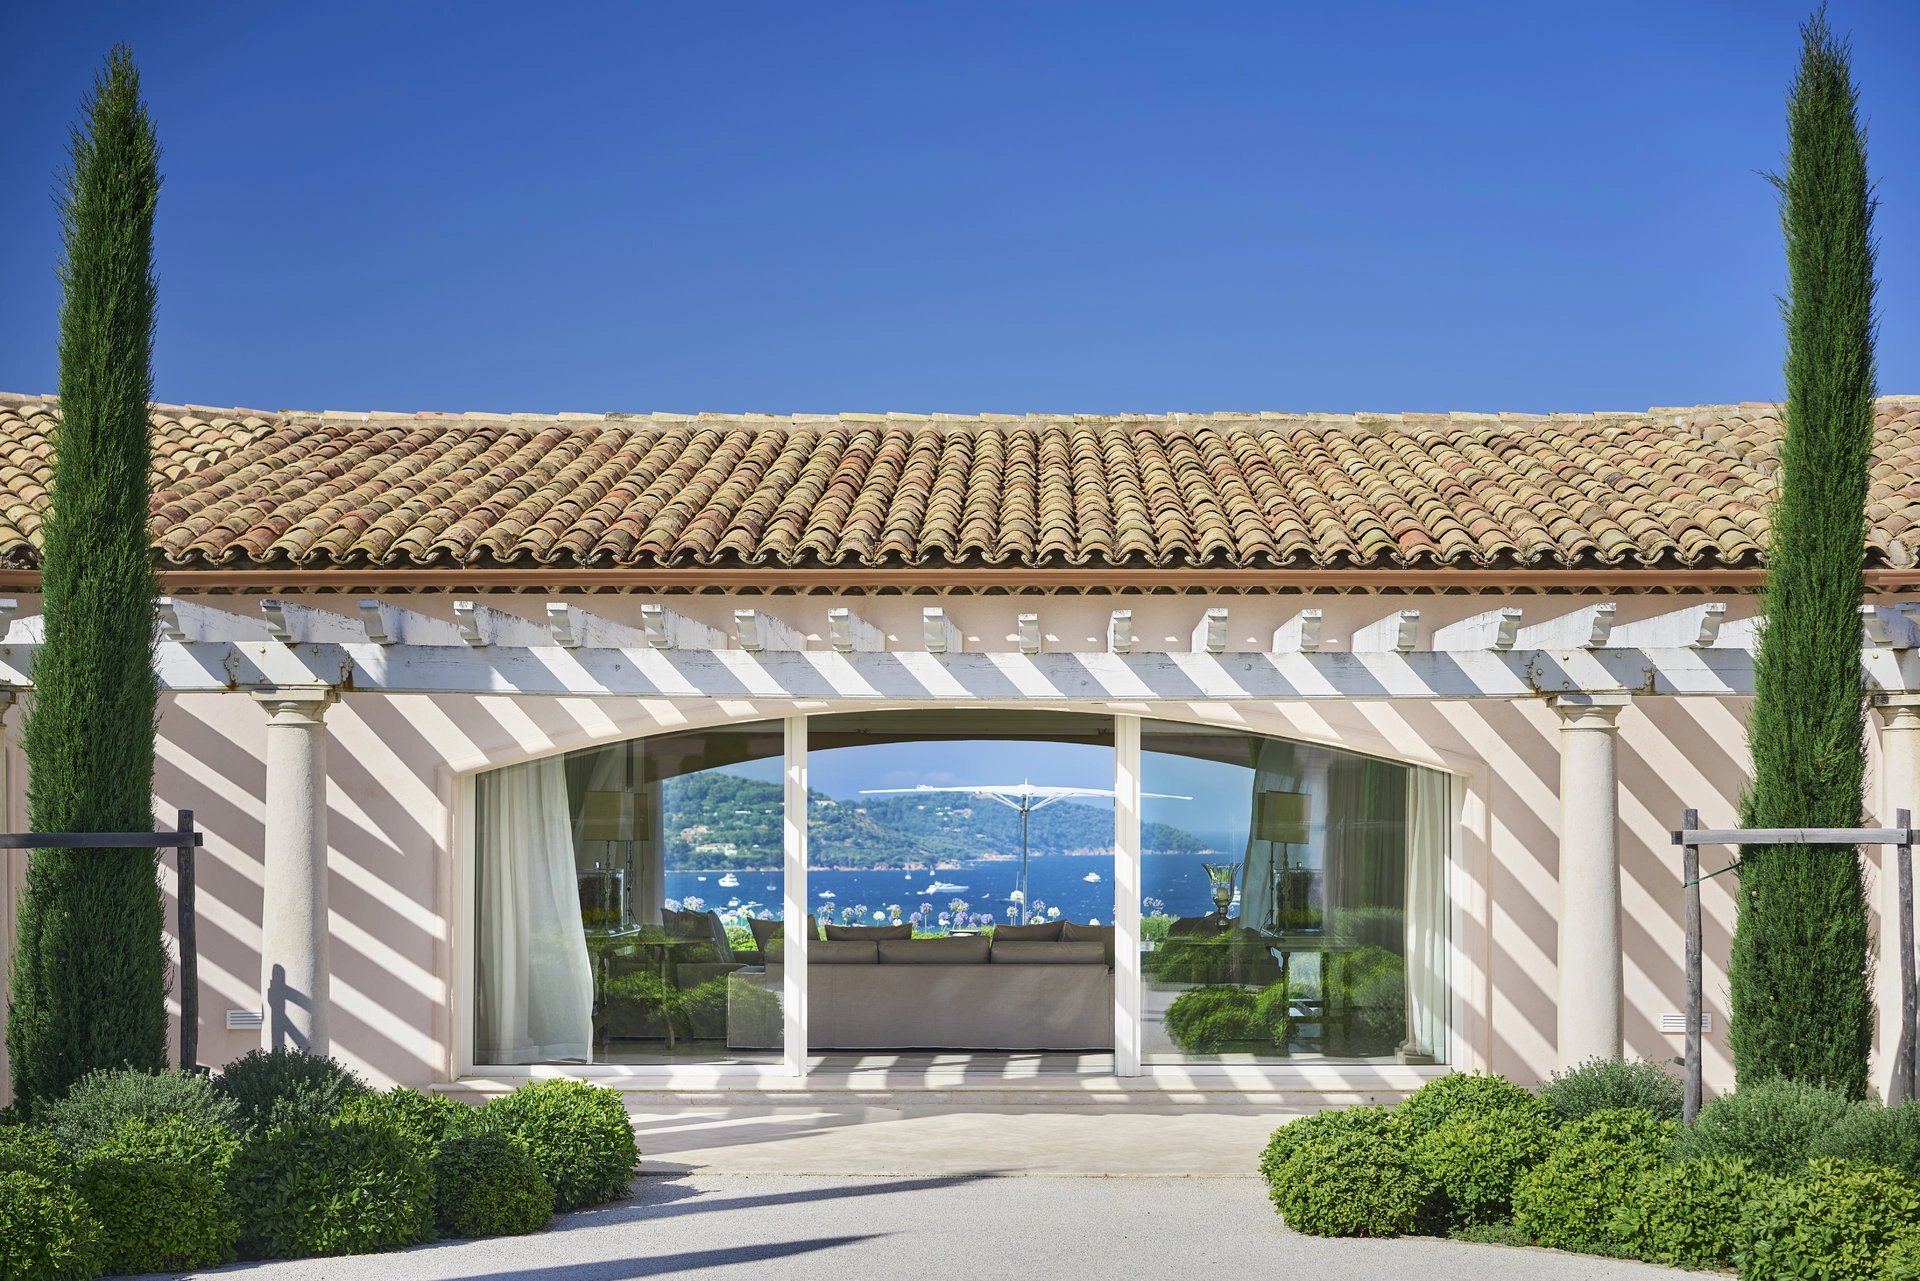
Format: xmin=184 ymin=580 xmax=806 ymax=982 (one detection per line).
xmin=1729 ymin=10 xmax=1878 ymax=1098
xmin=5 ymin=46 xmax=166 ymax=1111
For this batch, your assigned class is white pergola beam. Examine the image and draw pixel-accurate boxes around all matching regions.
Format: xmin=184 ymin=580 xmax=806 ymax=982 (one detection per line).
xmin=155 ymin=597 xmax=273 ymax=644
xmin=1433 ymin=607 xmax=1523 ymax=652
xmin=1863 ymin=604 xmax=1920 ymax=649
xmin=1516 ymin=603 xmax=1616 ymax=650
xmin=544 ymin=602 xmax=650 ymax=649
xmin=1611 ymin=602 xmax=1726 ymax=649
xmin=454 ymin=601 xmax=550 ymax=649
xmin=1272 ymin=609 xmax=1323 ymax=653
xmin=827 ymin=607 xmax=885 ymax=654
xmin=1108 ymin=610 xmax=1134 ymax=656
xmin=1353 ymin=609 xmax=1420 ymax=653
xmin=263 ymin=598 xmax=383 ymax=645
xmin=642 ymin=603 xmax=727 ymax=651
xmin=1017 ymin=613 xmax=1042 ymax=656
xmin=733 ymin=608 xmax=805 ymax=653
xmin=1191 ymin=607 xmax=1228 ymax=654
xmin=354 ymin=599 xmax=467 ymax=647
xmin=922 ymin=607 xmax=962 ymax=655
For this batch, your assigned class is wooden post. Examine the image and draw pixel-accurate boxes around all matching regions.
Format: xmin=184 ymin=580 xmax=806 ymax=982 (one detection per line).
xmin=1897 ymin=808 xmax=1916 ymax=1106
xmin=1683 ymin=807 xmax=1703 ymax=1125
xmin=177 ymin=808 xmax=198 ymax=1073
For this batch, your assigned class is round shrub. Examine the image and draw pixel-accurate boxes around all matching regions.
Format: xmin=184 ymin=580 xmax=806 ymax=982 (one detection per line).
xmin=0 ymin=1170 xmax=102 ymax=1281
xmin=338 ymin=1086 xmax=479 ymax=1156
xmin=1410 ymin=1104 xmax=1556 ymax=1225
xmin=35 ymin=1067 xmax=240 ymax=1156
xmin=93 ymin=1114 xmax=239 ymax=1178
xmin=1258 ymin=1105 xmax=1404 ymax=1185
xmin=481 ymin=1079 xmax=638 ymax=1211
xmin=1672 ymin=1076 xmax=1860 ymax=1175
xmin=1252 ymin=981 xmax=1294 ymax=1051
xmin=1813 ymin=1099 xmax=1920 ymax=1183
xmin=1882 ymin=1232 xmax=1920 ymax=1280
xmin=1541 ymin=1056 xmax=1683 ymax=1123
xmin=1511 ymin=1108 xmax=1678 ymax=1253
xmin=1267 ymin=1131 xmax=1433 ymax=1237
xmin=432 ymin=1132 xmax=554 ymax=1238
xmin=0 ymin=1126 xmax=68 ymax=1179
xmin=73 ymin=1147 xmax=237 ymax=1275
xmin=226 ymin=1118 xmax=433 ymax=1259
xmin=213 ymin=1048 xmax=366 ymax=1134
xmin=1395 ymin=1071 xmax=1547 ymax=1137
xmin=1164 ymin=986 xmax=1264 ymax=1053
xmin=1611 ymin=1156 xmax=1779 ymax=1269
xmin=1737 ymin=1159 xmax=1920 ymax=1280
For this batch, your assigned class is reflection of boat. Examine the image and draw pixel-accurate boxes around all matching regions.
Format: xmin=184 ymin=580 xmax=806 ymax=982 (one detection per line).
xmin=1083 ymin=871 xmax=1102 ymax=883
xmin=718 ymin=873 xmax=739 ymax=887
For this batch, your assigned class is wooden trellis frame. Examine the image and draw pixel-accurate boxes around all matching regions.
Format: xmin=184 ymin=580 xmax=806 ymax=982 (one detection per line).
xmin=0 ymin=810 xmax=205 ymax=1071
xmin=1672 ymin=809 xmax=1918 ymax=1123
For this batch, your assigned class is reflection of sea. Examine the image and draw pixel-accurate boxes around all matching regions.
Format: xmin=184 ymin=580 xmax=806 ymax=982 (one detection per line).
xmin=665 ymin=852 xmax=1223 ymax=924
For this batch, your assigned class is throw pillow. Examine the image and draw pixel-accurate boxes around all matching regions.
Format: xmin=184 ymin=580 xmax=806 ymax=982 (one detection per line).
xmin=823 ymin=923 xmax=911 ymax=941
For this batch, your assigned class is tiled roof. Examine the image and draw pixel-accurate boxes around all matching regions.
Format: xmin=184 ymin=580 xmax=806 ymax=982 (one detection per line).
xmin=0 ymin=393 xmax=1915 ymax=573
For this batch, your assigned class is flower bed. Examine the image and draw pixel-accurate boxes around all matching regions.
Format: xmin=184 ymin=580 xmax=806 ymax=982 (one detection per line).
xmin=0 ymin=1056 xmax=637 ymax=1280
xmin=1258 ymin=1059 xmax=1920 ymax=1280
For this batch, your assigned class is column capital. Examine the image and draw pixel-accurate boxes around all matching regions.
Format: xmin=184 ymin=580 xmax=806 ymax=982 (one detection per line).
xmin=252 ymin=687 xmax=337 ymax=725
xmin=1875 ymin=694 xmax=1920 ymax=730
xmin=1553 ymin=692 xmax=1631 ymax=729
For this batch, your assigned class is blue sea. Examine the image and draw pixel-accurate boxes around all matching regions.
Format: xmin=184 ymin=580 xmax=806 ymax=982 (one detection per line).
xmin=667 ymin=851 xmax=1225 ymax=927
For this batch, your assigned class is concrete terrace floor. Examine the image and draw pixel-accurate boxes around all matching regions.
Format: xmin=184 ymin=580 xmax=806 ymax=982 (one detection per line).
xmin=147 ymin=1108 xmax=1689 ymax=1280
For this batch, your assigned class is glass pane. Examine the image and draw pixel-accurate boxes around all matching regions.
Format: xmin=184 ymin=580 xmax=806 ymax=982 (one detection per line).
xmin=799 ymin=710 xmax=1116 ymax=1058
xmin=473 ymin=720 xmax=786 ymax=1065
xmin=1139 ymin=721 xmax=1449 ymax=1064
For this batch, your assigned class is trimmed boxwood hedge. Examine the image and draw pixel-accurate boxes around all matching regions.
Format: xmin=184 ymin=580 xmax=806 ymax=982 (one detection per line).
xmin=1510 ymin=1108 xmax=1677 ymax=1253
xmin=481 ymin=1079 xmax=637 ymax=1212
xmin=1395 ymin=1072 xmax=1547 ymax=1138
xmin=0 ymin=1170 xmax=102 ymax=1281
xmin=226 ymin=1118 xmax=434 ymax=1259
xmin=1267 ymin=1130 xmax=1433 ymax=1238
xmin=432 ymin=1132 xmax=555 ymax=1238
xmin=1259 ymin=1104 xmax=1403 ymax=1186
xmin=1737 ymin=1159 xmax=1920 ymax=1279
xmin=1409 ymin=1105 xmax=1556 ymax=1226
xmin=1611 ymin=1156 xmax=1779 ymax=1270
xmin=73 ymin=1148 xmax=236 ymax=1275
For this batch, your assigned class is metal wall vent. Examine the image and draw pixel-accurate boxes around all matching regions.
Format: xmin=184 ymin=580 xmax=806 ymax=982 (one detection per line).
xmin=225 ymin=1009 xmax=264 ymax=1030
xmin=1659 ymin=1012 xmax=1712 ymax=1034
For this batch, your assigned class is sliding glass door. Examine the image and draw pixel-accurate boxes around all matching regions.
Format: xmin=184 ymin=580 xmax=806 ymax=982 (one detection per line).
xmin=469 ymin=710 xmax=1449 ymax=1071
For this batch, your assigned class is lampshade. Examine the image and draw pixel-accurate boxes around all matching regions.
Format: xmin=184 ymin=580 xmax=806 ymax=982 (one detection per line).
xmin=581 ymin=790 xmax=633 ymax=842
xmin=1253 ymin=790 xmax=1310 ymax=844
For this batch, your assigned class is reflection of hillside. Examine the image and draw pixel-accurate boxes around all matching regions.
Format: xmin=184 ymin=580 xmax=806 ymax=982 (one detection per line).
xmin=663 ymin=773 xmax=1205 ymax=871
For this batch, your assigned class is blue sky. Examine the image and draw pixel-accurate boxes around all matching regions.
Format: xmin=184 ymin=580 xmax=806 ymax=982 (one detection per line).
xmin=1 ymin=1 xmax=1914 ymax=416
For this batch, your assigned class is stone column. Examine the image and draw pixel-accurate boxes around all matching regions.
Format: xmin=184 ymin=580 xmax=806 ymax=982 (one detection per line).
xmin=1554 ymin=693 xmax=1630 ymax=1067
xmin=254 ymin=689 xmax=336 ymax=1055
xmin=1878 ymin=694 xmax=1920 ymax=1098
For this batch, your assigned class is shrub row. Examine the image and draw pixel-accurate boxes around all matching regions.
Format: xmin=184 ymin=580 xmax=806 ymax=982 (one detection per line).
xmin=0 ymin=1053 xmax=638 ymax=1279
xmin=1259 ymin=1060 xmax=1920 ymax=1280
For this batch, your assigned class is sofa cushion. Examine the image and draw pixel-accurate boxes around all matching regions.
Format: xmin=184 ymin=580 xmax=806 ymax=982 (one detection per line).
xmin=810 ymin=940 xmax=880 ymax=964
xmin=993 ymin=921 xmax=1063 ymax=942
xmin=1061 ymin=921 xmax=1115 ymax=967
xmin=990 ymin=940 xmax=1106 ymax=966
xmin=824 ymin=923 xmax=911 ymax=941
xmin=878 ymin=936 xmax=991 ymax=965
xmin=749 ymin=915 xmax=819 ymax=954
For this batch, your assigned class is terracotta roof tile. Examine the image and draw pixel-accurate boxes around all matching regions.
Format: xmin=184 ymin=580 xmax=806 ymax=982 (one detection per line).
xmin=0 ymin=393 xmax=1915 ymax=573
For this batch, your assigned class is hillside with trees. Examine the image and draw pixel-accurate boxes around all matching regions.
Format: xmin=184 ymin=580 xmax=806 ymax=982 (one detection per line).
xmin=663 ymin=771 xmax=1207 ymax=870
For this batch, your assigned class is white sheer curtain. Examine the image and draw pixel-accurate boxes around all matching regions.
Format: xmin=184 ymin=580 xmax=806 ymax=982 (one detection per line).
xmin=476 ymin=756 xmax=595 ymax=1064
xmin=1401 ymin=767 xmax=1451 ymax=1062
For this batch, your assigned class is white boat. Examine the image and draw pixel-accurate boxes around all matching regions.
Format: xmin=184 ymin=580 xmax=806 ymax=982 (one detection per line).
xmin=927 ymin=881 xmax=968 ymax=892
xmin=819 ymin=890 xmax=836 ymax=899
xmin=717 ymin=873 xmax=740 ymax=887
xmin=727 ymin=897 xmax=740 ymax=907
xmin=1083 ymin=871 xmax=1102 ymax=883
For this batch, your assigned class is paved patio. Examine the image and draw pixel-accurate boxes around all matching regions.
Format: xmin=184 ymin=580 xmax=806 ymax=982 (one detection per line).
xmin=167 ymin=1172 xmax=1688 ymax=1280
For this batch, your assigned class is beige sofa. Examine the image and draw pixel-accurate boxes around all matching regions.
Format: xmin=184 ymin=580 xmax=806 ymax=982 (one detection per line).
xmin=727 ymin=933 xmax=1114 ymax=1051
